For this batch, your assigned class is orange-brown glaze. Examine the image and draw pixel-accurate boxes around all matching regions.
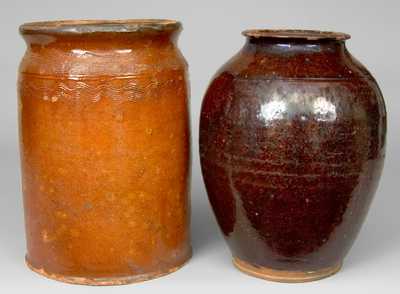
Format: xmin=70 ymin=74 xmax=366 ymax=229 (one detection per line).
xmin=18 ymin=19 xmax=191 ymax=285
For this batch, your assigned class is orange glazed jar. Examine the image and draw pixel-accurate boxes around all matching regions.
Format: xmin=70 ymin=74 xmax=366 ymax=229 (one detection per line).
xmin=18 ymin=19 xmax=191 ymax=285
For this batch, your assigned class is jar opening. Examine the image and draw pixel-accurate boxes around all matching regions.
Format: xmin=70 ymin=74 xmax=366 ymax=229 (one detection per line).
xmin=242 ymin=29 xmax=350 ymax=41
xmin=20 ymin=19 xmax=181 ymax=35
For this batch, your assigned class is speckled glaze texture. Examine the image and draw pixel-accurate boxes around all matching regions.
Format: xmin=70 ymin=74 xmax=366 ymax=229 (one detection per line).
xmin=200 ymin=30 xmax=386 ymax=281
xmin=18 ymin=19 xmax=191 ymax=285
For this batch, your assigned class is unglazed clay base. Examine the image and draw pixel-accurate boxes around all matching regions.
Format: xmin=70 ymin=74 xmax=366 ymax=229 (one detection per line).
xmin=26 ymin=254 xmax=191 ymax=286
xmin=233 ymin=257 xmax=342 ymax=283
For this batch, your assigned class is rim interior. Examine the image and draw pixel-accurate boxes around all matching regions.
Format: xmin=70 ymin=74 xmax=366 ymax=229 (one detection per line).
xmin=242 ymin=29 xmax=350 ymax=41
xmin=20 ymin=19 xmax=181 ymax=34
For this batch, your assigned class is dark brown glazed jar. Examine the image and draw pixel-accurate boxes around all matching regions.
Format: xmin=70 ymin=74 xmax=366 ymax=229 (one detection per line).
xmin=18 ymin=19 xmax=191 ymax=285
xmin=200 ymin=29 xmax=386 ymax=282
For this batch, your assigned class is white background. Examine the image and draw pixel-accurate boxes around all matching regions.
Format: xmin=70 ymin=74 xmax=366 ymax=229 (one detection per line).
xmin=0 ymin=0 xmax=399 ymax=292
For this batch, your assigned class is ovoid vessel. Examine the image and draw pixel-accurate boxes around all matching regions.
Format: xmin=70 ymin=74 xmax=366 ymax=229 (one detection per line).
xmin=18 ymin=19 xmax=191 ymax=285
xmin=200 ymin=29 xmax=386 ymax=282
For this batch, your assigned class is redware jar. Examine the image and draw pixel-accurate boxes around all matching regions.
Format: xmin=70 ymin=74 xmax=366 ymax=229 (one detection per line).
xmin=18 ymin=19 xmax=191 ymax=285
xmin=200 ymin=29 xmax=386 ymax=282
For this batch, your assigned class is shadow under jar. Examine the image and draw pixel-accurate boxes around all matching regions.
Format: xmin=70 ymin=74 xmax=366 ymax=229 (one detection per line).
xmin=199 ymin=29 xmax=386 ymax=282
xmin=18 ymin=19 xmax=191 ymax=285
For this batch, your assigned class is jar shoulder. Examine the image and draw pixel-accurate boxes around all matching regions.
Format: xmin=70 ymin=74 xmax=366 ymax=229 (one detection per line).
xmin=202 ymin=51 xmax=386 ymax=138
xmin=19 ymin=45 xmax=187 ymax=77
xmin=215 ymin=46 xmax=380 ymax=84
xmin=204 ymin=47 xmax=385 ymax=114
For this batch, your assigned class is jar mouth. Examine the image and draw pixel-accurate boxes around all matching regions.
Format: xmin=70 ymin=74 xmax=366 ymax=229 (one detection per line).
xmin=242 ymin=29 xmax=350 ymax=41
xmin=20 ymin=19 xmax=181 ymax=35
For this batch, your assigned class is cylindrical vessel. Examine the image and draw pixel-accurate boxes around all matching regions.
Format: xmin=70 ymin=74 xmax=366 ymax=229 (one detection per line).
xmin=18 ymin=19 xmax=191 ymax=285
xmin=200 ymin=30 xmax=386 ymax=282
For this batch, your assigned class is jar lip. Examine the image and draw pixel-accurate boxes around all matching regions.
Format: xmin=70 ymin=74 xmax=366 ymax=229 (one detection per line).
xmin=20 ymin=19 xmax=181 ymax=35
xmin=242 ymin=29 xmax=350 ymax=41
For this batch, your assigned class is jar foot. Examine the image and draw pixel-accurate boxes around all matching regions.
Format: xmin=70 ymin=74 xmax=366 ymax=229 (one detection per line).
xmin=25 ymin=253 xmax=191 ymax=286
xmin=233 ymin=257 xmax=342 ymax=283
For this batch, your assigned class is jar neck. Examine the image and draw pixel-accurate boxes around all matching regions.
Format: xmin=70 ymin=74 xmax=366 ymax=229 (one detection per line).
xmin=22 ymin=31 xmax=179 ymax=50
xmin=243 ymin=37 xmax=347 ymax=56
xmin=20 ymin=19 xmax=181 ymax=50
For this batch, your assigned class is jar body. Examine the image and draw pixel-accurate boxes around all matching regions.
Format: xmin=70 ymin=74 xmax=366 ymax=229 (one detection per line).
xmin=18 ymin=21 xmax=191 ymax=285
xmin=200 ymin=35 xmax=386 ymax=281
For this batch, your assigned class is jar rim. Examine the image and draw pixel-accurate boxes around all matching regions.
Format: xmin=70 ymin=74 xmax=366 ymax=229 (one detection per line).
xmin=242 ymin=29 xmax=350 ymax=41
xmin=19 ymin=19 xmax=181 ymax=35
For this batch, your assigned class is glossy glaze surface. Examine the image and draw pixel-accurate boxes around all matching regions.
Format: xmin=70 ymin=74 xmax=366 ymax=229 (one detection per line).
xmin=18 ymin=19 xmax=191 ymax=285
xmin=200 ymin=30 xmax=386 ymax=274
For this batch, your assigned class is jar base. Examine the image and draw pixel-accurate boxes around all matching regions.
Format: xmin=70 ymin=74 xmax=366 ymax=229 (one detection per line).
xmin=233 ymin=257 xmax=342 ymax=283
xmin=25 ymin=253 xmax=191 ymax=286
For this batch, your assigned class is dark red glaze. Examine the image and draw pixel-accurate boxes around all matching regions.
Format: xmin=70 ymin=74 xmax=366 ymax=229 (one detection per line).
xmin=200 ymin=30 xmax=386 ymax=272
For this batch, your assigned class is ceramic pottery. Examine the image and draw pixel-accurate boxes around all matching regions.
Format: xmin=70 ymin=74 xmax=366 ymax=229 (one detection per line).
xmin=199 ymin=29 xmax=386 ymax=282
xmin=18 ymin=19 xmax=191 ymax=285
